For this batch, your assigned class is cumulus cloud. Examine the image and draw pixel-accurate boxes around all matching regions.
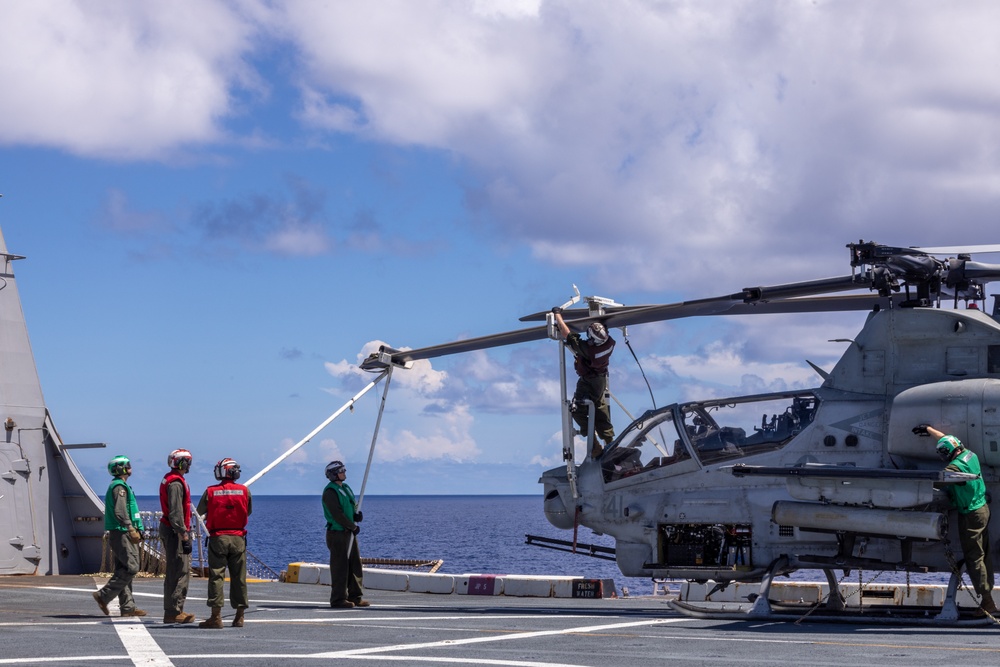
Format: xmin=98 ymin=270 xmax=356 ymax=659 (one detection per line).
xmin=7 ymin=2 xmax=1000 ymax=282
xmin=275 ymin=1 xmax=1000 ymax=288
xmin=377 ymin=403 xmax=480 ymax=462
xmin=323 ymin=341 xmax=474 ymax=462
xmin=0 ymin=0 xmax=265 ymax=159
xmin=645 ymin=340 xmax=812 ymax=394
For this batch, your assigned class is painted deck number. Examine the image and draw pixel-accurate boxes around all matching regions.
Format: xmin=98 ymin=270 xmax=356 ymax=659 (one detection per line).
xmin=572 ymin=579 xmax=602 ymax=598
xmin=467 ymin=575 xmax=496 ymax=595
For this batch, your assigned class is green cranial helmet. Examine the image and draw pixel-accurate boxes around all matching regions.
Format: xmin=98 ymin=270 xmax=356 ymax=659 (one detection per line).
xmin=936 ymin=435 xmax=963 ymax=461
xmin=108 ymin=455 xmax=131 ymax=477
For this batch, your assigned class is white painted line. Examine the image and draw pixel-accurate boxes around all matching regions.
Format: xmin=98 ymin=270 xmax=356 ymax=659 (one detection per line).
xmin=0 ymin=621 xmax=105 ymax=627
xmin=0 ymin=657 xmax=121 ymax=665
xmin=92 ymin=580 xmax=175 ymax=667
xmin=111 ymin=618 xmax=175 ymax=667
xmin=317 ymin=617 xmax=689 ymax=658
xmin=248 ymin=614 xmax=598 ymax=623
xmin=322 ymin=657 xmax=585 ymax=666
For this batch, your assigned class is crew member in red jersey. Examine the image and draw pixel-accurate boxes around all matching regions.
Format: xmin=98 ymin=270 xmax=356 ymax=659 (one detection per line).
xmin=160 ymin=448 xmax=195 ymax=624
xmin=196 ymin=457 xmax=252 ymax=629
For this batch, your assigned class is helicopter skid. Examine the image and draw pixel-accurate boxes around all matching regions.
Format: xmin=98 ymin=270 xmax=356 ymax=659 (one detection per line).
xmin=668 ymin=599 xmax=995 ymax=626
xmin=795 ymin=554 xmax=930 ymax=573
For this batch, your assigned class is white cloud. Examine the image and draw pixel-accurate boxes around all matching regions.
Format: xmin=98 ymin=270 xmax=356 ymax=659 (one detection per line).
xmin=8 ymin=2 xmax=1000 ymax=285
xmin=275 ymin=1 xmax=1000 ymax=290
xmin=262 ymin=222 xmax=332 ymax=257
xmin=378 ymin=403 xmax=481 ymax=462
xmin=0 ymin=0 xmax=264 ymax=159
xmin=647 ymin=339 xmax=816 ymax=395
xmin=324 ymin=342 xmax=475 ymax=462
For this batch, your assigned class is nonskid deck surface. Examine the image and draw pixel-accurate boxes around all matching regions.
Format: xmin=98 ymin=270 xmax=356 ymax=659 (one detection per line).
xmin=2 ymin=576 xmax=999 ymax=667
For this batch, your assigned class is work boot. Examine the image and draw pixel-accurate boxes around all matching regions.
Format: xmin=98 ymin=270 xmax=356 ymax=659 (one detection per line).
xmin=590 ymin=441 xmax=604 ymax=459
xmin=232 ymin=607 xmax=245 ymax=628
xmin=331 ymin=600 xmax=355 ymax=609
xmin=121 ymin=608 xmax=147 ymax=617
xmin=981 ymin=595 xmax=998 ymax=615
xmin=349 ymin=599 xmax=371 ymax=608
xmin=92 ymin=591 xmax=110 ymax=616
xmin=165 ymin=611 xmax=196 ymax=624
xmin=198 ymin=606 xmax=224 ymax=629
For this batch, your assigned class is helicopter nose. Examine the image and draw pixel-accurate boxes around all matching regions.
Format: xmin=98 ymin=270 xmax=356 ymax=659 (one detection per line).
xmin=543 ymin=486 xmax=575 ymax=529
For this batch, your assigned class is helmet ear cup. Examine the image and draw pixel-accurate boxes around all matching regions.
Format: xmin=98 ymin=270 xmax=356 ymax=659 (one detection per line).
xmin=167 ymin=449 xmax=193 ymax=472
xmin=214 ymin=458 xmax=241 ymax=481
xmin=108 ymin=455 xmax=131 ymax=477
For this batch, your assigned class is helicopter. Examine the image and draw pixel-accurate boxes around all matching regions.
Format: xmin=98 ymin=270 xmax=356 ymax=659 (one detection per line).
xmin=357 ymin=240 xmax=1000 ymax=621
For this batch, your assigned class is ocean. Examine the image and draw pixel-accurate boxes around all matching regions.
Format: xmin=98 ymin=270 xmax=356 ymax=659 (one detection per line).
xmin=140 ymin=494 xmax=955 ymax=597
xmin=139 ymin=494 xmax=639 ymax=593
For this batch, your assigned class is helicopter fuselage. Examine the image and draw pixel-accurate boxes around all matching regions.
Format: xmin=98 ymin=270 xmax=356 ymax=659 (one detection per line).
xmin=541 ymin=306 xmax=1000 ymax=584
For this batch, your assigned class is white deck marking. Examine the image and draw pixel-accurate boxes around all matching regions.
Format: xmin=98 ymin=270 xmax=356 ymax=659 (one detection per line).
xmin=248 ymin=614 xmax=597 ymax=623
xmin=316 ymin=617 xmax=689 ymax=657
xmin=92 ymin=580 xmax=175 ymax=667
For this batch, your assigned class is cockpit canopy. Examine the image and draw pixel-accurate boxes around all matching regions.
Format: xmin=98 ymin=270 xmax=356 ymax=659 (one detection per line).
xmin=601 ymin=391 xmax=818 ymax=483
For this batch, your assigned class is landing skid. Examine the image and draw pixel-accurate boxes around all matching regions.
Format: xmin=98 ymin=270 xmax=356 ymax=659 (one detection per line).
xmin=668 ymin=556 xmax=996 ymax=626
xmin=668 ymin=599 xmax=994 ymax=626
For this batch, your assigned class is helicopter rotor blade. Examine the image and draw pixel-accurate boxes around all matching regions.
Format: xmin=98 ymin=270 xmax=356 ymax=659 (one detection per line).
xmin=365 ymin=292 xmax=903 ymax=369
xmin=912 ymin=244 xmax=1000 ymax=255
xmin=519 ymin=305 xmax=655 ymax=323
xmin=363 ymin=241 xmax=1000 ymax=370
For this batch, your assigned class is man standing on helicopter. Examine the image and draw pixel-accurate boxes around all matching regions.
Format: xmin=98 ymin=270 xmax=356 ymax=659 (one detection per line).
xmin=553 ymin=308 xmax=616 ymax=459
xmin=915 ymin=423 xmax=997 ymax=616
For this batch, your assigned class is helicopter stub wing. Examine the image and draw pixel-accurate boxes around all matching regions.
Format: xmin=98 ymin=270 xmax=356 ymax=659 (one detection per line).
xmin=730 ymin=463 xmax=976 ymax=509
xmin=730 ymin=463 xmax=976 ymax=483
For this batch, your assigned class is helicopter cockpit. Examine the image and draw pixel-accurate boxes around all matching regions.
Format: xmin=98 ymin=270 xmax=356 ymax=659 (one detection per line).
xmin=601 ymin=391 xmax=818 ymax=482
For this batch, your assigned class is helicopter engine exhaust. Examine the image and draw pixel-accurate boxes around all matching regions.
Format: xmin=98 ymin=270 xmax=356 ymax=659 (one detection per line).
xmin=772 ymin=501 xmax=946 ymax=541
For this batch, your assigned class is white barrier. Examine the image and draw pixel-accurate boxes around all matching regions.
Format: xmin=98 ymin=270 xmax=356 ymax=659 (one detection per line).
xmin=407 ymin=572 xmax=456 ymax=594
xmin=282 ymin=563 xmax=617 ymax=599
xmin=364 ymin=568 xmax=409 ymax=592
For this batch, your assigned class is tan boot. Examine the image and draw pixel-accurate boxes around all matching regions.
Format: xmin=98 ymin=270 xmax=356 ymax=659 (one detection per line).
xmin=198 ymin=606 xmax=223 ymax=629
xmin=92 ymin=591 xmax=110 ymax=616
xmin=232 ymin=607 xmax=245 ymax=627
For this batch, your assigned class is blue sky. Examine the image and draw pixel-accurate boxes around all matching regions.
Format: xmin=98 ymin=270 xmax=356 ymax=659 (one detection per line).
xmin=3 ymin=1 xmax=1000 ymax=497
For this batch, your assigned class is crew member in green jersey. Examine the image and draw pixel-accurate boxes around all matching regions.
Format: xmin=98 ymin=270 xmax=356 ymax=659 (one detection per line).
xmin=93 ymin=455 xmax=147 ymax=617
xmin=916 ymin=424 xmax=997 ymax=616
xmin=322 ymin=460 xmax=369 ymax=609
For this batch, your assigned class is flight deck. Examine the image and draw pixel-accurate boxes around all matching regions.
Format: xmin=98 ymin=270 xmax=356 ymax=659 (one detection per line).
xmin=2 ymin=576 xmax=999 ymax=667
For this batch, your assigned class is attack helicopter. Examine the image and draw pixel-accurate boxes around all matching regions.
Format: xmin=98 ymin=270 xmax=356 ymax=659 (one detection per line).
xmin=359 ymin=240 xmax=1000 ymax=621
